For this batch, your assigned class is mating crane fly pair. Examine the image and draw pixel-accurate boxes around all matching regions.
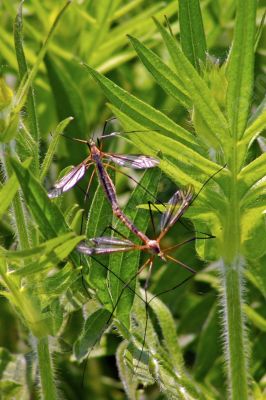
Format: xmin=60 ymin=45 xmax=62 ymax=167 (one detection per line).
xmin=48 ymin=126 xmax=198 ymax=278
xmin=49 ymin=123 xmax=221 ymax=374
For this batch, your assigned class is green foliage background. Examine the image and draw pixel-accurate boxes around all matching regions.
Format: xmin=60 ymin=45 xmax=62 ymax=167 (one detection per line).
xmin=0 ymin=1 xmax=266 ymax=399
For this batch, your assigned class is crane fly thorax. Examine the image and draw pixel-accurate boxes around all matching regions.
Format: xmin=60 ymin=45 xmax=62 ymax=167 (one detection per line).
xmin=147 ymin=240 xmax=161 ymax=254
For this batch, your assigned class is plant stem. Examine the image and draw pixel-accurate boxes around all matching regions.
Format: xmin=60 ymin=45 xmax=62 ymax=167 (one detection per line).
xmin=221 ymin=257 xmax=248 ymax=400
xmin=3 ymin=154 xmax=30 ymax=249
xmin=37 ymin=337 xmax=57 ymax=400
xmin=221 ymin=145 xmax=248 ymax=399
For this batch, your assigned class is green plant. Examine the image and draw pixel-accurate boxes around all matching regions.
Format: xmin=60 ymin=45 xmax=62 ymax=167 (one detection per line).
xmin=82 ymin=1 xmax=266 ymax=399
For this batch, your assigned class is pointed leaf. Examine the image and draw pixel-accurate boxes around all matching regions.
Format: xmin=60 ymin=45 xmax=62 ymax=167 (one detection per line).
xmin=86 ymin=171 xmax=114 ymax=309
xmin=83 ymin=64 xmax=202 ymax=153
xmin=244 ymin=94 xmax=266 ymax=145
xmin=153 ymin=20 xmax=229 ymax=151
xmin=40 ymin=116 xmax=74 ymax=182
xmin=12 ymin=2 xmax=71 ymax=117
xmin=238 ymin=152 xmax=266 ymax=198
xmin=179 ymin=0 xmax=207 ymax=71
xmin=0 ymin=158 xmax=31 ymax=220
xmin=226 ymin=0 xmax=256 ymax=138
xmin=127 ymin=35 xmax=191 ymax=108
xmin=73 ymin=308 xmax=112 ymax=362
xmin=10 ymin=157 xmax=70 ymax=239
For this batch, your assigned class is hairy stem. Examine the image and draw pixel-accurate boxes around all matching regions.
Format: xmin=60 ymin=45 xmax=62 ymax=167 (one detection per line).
xmin=221 ymin=144 xmax=248 ymax=399
xmin=37 ymin=337 xmax=57 ymax=400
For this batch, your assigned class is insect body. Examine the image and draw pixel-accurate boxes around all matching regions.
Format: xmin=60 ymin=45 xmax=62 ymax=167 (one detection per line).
xmin=48 ymin=137 xmax=159 ymax=199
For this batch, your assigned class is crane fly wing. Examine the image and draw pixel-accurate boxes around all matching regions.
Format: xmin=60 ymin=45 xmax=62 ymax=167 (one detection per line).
xmin=160 ymin=185 xmax=194 ymax=231
xmin=105 ymin=154 xmax=159 ymax=169
xmin=77 ymin=237 xmax=136 ymax=255
xmin=48 ymin=163 xmax=87 ymax=198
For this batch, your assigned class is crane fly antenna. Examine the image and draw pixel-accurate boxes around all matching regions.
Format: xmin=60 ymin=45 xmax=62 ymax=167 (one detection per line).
xmin=148 ymin=201 xmax=156 ymax=237
xmin=100 ymin=129 xmax=160 ymax=140
xmin=191 ymin=164 xmax=227 ymax=208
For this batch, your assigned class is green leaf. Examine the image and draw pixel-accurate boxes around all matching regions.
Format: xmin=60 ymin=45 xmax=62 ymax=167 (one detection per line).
xmin=254 ymin=8 xmax=266 ymax=51
xmin=241 ymin=206 xmax=266 ymax=259
xmin=0 ymin=380 xmax=22 ymax=399
xmin=0 ymin=78 xmax=16 ymax=143
xmin=0 ymin=78 xmax=12 ymax=110
xmin=11 ymin=235 xmax=83 ymax=277
xmin=12 ymin=1 xmax=71 ymax=118
xmin=240 ymin=180 xmax=266 ymax=210
xmin=34 ymin=262 xmax=77 ymax=296
xmin=179 ymin=0 xmax=207 ymax=71
xmin=148 ymin=294 xmax=184 ymax=373
xmin=116 ymin=341 xmax=138 ymax=400
xmin=40 ymin=116 xmax=74 ymax=182
xmin=225 ymin=0 xmax=256 ymax=138
xmin=194 ymin=304 xmax=220 ymax=379
xmin=238 ymin=152 xmax=266 ymax=198
xmin=0 ymin=158 xmax=31 ymax=221
xmin=73 ymin=308 xmax=112 ymax=362
xmin=93 ymin=2 xmax=177 ymax=69
xmin=0 ymin=348 xmax=12 ymax=378
xmin=83 ymin=64 xmax=202 ymax=152
xmin=1 ymin=232 xmax=74 ymax=260
xmin=0 ymin=348 xmax=27 ymax=397
xmin=243 ymin=305 xmax=266 ymax=332
xmin=108 ymin=103 xmax=227 ymax=211
xmin=14 ymin=2 xmax=39 ymax=173
xmin=127 ymin=35 xmax=191 ymax=108
xmin=86 ymin=173 xmax=114 ymax=309
xmin=9 ymin=158 xmax=79 ymax=266
xmin=243 ymin=94 xmax=266 ymax=145
xmin=153 ymin=19 xmax=229 ymax=153
xmin=245 ymin=255 xmax=266 ymax=298
xmin=45 ymin=55 xmax=89 ymax=165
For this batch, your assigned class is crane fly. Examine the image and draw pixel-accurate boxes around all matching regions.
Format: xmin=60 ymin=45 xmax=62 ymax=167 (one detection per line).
xmin=77 ymin=184 xmax=197 ymax=278
xmin=77 ymin=184 xmax=208 ymax=372
xmin=76 ymin=164 xmax=225 ymax=369
xmin=48 ymin=134 xmax=159 ymax=199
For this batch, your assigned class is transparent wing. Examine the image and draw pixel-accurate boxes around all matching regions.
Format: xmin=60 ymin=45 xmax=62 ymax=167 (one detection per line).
xmin=76 ymin=237 xmax=136 ymax=255
xmin=160 ymin=185 xmax=194 ymax=231
xmin=106 ymin=154 xmax=159 ymax=169
xmin=48 ymin=164 xmax=87 ymax=198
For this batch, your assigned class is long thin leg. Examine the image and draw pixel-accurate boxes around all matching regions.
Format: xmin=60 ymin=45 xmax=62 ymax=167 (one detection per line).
xmin=107 ymin=257 xmax=152 ymax=318
xmin=79 ymin=256 xmax=152 ymax=373
xmin=90 ymin=255 xmax=145 ymax=304
xmin=148 ymin=274 xmax=194 ymax=304
xmin=136 ymin=259 xmax=155 ymax=371
xmin=165 ymin=254 xmax=196 ymax=275
xmin=80 ymin=167 xmax=96 ymax=297
xmin=80 ymin=251 xmax=151 ymax=387
xmin=80 ymin=168 xmax=96 ymax=235
xmin=99 ymin=224 xmax=129 ymax=241
xmin=163 ymin=234 xmax=215 ymax=254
